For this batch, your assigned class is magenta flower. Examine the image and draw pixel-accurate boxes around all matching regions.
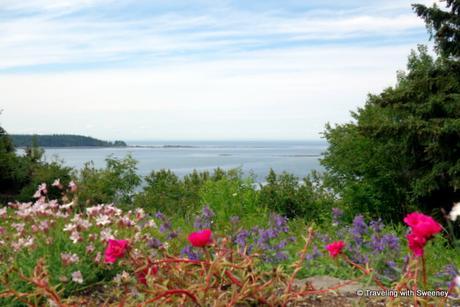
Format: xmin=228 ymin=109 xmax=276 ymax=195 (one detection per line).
xmin=188 ymin=229 xmax=212 ymax=247
xmin=403 ymin=212 xmax=442 ymax=238
xmin=406 ymin=232 xmax=427 ymax=257
xmin=104 ymin=239 xmax=129 ymax=263
xmin=325 ymin=241 xmax=345 ymax=258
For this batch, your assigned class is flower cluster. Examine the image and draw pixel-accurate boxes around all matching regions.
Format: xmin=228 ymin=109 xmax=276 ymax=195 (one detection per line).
xmin=404 ymin=212 xmax=442 ymax=256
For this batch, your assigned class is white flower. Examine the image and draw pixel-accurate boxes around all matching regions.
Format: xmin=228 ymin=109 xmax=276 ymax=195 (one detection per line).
xmin=63 ymin=223 xmax=76 ymax=232
xmin=71 ymin=271 xmax=83 ymax=284
xmin=96 ymin=215 xmax=111 ymax=226
xmin=60 ymin=201 xmax=74 ymax=210
xmin=449 ymin=203 xmax=460 ymax=221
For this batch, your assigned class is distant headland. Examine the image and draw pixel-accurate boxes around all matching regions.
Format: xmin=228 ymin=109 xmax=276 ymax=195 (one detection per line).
xmin=10 ymin=134 xmax=127 ymax=148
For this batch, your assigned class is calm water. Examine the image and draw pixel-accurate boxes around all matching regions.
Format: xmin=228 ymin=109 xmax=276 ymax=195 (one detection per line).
xmin=38 ymin=140 xmax=327 ymax=182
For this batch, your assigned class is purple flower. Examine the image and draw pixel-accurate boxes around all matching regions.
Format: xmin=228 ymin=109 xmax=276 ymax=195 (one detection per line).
xmin=235 ymin=230 xmax=250 ymax=247
xmin=147 ymin=237 xmax=162 ymax=249
xmin=167 ymin=230 xmax=178 ymax=240
xmin=305 ymin=245 xmax=322 ymax=262
xmin=350 ymin=215 xmax=368 ymax=246
xmin=352 ymin=215 xmax=368 ymax=236
xmin=381 ymin=234 xmax=400 ymax=251
xmin=271 ymin=214 xmax=289 ymax=232
xmin=274 ymin=251 xmax=288 ymax=262
xmin=155 ymin=212 xmax=165 ymax=220
xmin=370 ymin=235 xmax=385 ymax=252
xmin=202 ymin=206 xmax=215 ymax=219
xmin=332 ymin=208 xmax=343 ymax=225
xmin=159 ymin=221 xmax=172 ymax=233
xmin=194 ymin=206 xmax=214 ymax=229
xmin=181 ymin=246 xmax=200 ymax=260
xmin=369 ymin=219 xmax=384 ymax=233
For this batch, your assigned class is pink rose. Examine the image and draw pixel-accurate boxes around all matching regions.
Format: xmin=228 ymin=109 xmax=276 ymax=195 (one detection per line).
xmin=104 ymin=239 xmax=128 ymax=263
xmin=188 ymin=229 xmax=212 ymax=247
xmin=325 ymin=241 xmax=345 ymax=258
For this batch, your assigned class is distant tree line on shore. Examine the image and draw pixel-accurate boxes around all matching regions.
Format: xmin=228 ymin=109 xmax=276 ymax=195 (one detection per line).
xmin=10 ymin=134 xmax=127 ymax=148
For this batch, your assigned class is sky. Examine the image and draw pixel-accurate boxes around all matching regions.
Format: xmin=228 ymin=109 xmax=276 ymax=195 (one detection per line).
xmin=0 ymin=0 xmax=439 ymax=141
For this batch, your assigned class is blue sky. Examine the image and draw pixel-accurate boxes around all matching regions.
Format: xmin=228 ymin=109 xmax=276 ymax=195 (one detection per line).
xmin=0 ymin=0 xmax=438 ymax=140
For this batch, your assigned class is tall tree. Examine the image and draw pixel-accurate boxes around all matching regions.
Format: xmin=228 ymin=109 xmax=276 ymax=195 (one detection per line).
xmin=321 ymin=0 xmax=460 ymax=221
xmin=413 ymin=0 xmax=460 ymax=59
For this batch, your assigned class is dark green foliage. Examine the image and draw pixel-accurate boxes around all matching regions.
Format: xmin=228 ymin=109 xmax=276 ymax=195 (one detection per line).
xmin=321 ymin=46 xmax=460 ymax=220
xmin=134 ymin=169 xmax=186 ymax=216
xmin=259 ymin=169 xmax=336 ymax=222
xmin=413 ymin=0 xmax=460 ymax=59
xmin=10 ymin=134 xmax=126 ymax=148
xmin=0 ymin=124 xmax=32 ymax=204
xmin=76 ymin=155 xmax=141 ymax=208
xmin=16 ymin=161 xmax=73 ymax=202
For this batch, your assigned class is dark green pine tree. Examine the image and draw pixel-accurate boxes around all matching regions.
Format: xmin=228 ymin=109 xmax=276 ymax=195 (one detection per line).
xmin=413 ymin=0 xmax=460 ymax=59
xmin=321 ymin=1 xmax=460 ymax=221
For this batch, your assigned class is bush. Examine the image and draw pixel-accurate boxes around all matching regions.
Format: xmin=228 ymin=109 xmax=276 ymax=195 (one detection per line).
xmin=76 ymin=155 xmax=141 ymax=208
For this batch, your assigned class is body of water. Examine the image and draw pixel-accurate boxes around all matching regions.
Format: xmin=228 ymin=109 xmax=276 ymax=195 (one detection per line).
xmin=38 ymin=140 xmax=327 ymax=182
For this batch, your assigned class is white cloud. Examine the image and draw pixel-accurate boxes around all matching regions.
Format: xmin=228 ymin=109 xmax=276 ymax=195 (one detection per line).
xmin=0 ymin=0 xmax=439 ymax=140
xmin=0 ymin=44 xmax=412 ymax=140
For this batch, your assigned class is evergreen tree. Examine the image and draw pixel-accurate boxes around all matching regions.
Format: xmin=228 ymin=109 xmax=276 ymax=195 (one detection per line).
xmin=321 ymin=1 xmax=460 ymax=220
xmin=413 ymin=0 xmax=460 ymax=59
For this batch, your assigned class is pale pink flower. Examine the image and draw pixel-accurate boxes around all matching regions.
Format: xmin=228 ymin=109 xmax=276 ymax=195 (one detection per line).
xmin=86 ymin=205 xmax=102 ymax=216
xmin=94 ymin=252 xmax=102 ymax=263
xmin=71 ymin=271 xmax=83 ymax=284
xmin=70 ymin=231 xmax=82 ymax=244
xmin=454 ymin=276 xmax=460 ymax=288
xmin=39 ymin=220 xmax=50 ymax=232
xmin=96 ymin=215 xmax=111 ymax=226
xmin=33 ymin=183 xmax=47 ymax=198
xmin=0 ymin=207 xmax=7 ymax=218
xmin=86 ymin=244 xmax=95 ymax=253
xmin=12 ymin=223 xmax=25 ymax=233
xmin=0 ymin=226 xmax=4 ymax=235
xmin=71 ymin=215 xmax=91 ymax=230
xmin=135 ymin=208 xmax=145 ymax=221
xmin=49 ymin=200 xmax=60 ymax=209
xmin=12 ymin=237 xmax=34 ymax=251
xmin=52 ymin=179 xmax=63 ymax=189
xmin=61 ymin=253 xmax=79 ymax=266
xmin=120 ymin=216 xmax=135 ymax=227
xmin=100 ymin=228 xmax=115 ymax=242
xmin=63 ymin=223 xmax=76 ymax=232
xmin=60 ymin=201 xmax=74 ymax=210
xmin=69 ymin=181 xmax=78 ymax=193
